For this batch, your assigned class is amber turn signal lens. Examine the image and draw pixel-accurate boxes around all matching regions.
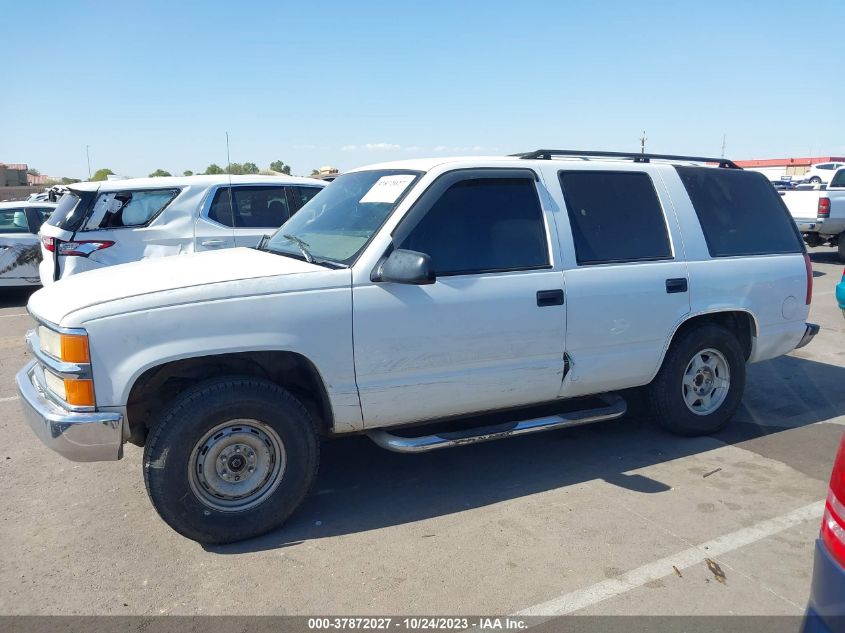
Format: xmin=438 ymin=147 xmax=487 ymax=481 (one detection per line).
xmin=64 ymin=379 xmax=95 ymax=407
xmin=60 ymin=334 xmax=90 ymax=364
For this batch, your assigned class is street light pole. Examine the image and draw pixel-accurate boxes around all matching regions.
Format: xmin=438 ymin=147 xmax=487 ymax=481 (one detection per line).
xmin=86 ymin=145 xmax=91 ymax=179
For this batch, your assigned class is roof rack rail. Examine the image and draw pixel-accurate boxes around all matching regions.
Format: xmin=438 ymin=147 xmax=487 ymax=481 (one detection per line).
xmin=514 ymin=149 xmax=740 ymax=169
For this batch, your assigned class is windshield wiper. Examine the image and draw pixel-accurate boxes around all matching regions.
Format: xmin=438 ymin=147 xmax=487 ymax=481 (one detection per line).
xmin=282 ymin=234 xmax=314 ymax=263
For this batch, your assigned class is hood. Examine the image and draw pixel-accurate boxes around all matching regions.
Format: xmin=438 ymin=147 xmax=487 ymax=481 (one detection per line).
xmin=28 ymin=247 xmax=324 ymax=326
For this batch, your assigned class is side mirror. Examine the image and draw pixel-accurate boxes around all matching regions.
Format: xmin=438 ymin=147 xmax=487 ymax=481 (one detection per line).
xmin=372 ymin=249 xmax=435 ymax=285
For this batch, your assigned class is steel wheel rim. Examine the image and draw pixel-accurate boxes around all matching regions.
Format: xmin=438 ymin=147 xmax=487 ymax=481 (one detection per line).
xmin=682 ymin=348 xmax=730 ymax=416
xmin=188 ymin=419 xmax=286 ymax=512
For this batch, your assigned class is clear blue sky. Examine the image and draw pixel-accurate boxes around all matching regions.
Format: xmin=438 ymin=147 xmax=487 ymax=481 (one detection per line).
xmin=2 ymin=0 xmax=843 ymax=179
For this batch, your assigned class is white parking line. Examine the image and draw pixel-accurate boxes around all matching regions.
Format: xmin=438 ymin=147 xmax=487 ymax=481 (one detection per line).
xmin=515 ymin=500 xmax=825 ymax=616
xmin=0 ymin=396 xmax=20 ymax=403
xmin=0 ymin=313 xmax=27 ymax=318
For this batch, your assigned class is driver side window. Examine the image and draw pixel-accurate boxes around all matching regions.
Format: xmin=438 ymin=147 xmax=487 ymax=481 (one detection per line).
xmin=398 ymin=177 xmax=549 ymax=276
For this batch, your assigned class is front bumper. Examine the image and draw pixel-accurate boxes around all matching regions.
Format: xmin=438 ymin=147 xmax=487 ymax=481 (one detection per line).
xmin=797 ymin=323 xmax=821 ymax=349
xmin=16 ymin=360 xmax=123 ymax=462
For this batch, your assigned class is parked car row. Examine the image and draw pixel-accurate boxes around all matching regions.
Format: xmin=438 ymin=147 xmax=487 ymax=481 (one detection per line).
xmin=37 ymin=174 xmax=326 ymax=284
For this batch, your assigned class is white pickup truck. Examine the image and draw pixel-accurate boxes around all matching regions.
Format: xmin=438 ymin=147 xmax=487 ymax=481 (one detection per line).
xmin=781 ymin=167 xmax=845 ymax=260
xmin=16 ymin=150 xmax=818 ymax=544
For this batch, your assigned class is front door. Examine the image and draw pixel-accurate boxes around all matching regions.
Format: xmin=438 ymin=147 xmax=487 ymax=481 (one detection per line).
xmin=352 ymin=169 xmax=566 ymax=428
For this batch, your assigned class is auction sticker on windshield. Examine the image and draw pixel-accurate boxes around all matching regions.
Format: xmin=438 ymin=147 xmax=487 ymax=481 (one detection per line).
xmin=359 ymin=174 xmax=416 ymax=204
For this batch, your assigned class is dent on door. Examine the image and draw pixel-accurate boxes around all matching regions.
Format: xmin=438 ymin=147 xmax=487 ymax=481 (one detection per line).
xmin=0 ymin=236 xmax=41 ymax=281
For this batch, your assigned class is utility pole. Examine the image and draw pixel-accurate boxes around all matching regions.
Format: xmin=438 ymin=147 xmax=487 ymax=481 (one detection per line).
xmin=85 ymin=145 xmax=91 ymax=179
xmin=640 ymin=131 xmax=647 ymax=155
xmin=721 ymin=134 xmax=726 ymax=158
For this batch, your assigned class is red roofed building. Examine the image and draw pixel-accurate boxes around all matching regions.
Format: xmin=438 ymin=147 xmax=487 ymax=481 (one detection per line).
xmin=734 ymin=156 xmax=845 ymax=180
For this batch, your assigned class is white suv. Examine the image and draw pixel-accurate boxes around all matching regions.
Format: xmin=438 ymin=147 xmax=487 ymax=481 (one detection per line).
xmin=17 ymin=150 xmax=818 ymax=543
xmin=38 ymin=174 xmax=326 ymax=284
xmin=801 ymin=162 xmax=845 ymax=185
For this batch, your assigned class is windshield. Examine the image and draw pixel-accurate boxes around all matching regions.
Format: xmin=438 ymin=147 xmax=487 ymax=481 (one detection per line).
xmin=45 ymin=189 xmax=96 ymax=232
xmin=265 ymin=170 xmax=421 ymax=265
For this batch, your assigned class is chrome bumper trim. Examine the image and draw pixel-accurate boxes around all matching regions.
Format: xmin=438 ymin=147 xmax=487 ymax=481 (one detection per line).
xmin=16 ymin=360 xmax=123 ymax=462
xmin=797 ymin=323 xmax=820 ymax=349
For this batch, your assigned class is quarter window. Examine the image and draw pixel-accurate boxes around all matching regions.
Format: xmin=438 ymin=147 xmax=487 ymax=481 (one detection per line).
xmin=675 ymin=166 xmax=802 ymax=257
xmin=0 ymin=209 xmax=29 ymax=234
xmin=830 ymin=170 xmax=845 ymax=188
xmin=209 ymin=186 xmax=290 ymax=228
xmin=287 ymin=186 xmax=323 ymax=215
xmin=399 ymin=177 xmax=549 ymax=275
xmin=558 ymin=171 xmax=672 ymax=265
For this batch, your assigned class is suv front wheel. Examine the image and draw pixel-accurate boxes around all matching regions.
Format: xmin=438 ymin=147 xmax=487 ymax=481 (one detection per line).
xmin=646 ymin=323 xmax=746 ymax=436
xmin=143 ymin=377 xmax=319 ymax=544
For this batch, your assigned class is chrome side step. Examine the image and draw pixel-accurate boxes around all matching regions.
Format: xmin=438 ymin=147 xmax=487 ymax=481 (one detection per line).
xmin=366 ymin=393 xmax=627 ymax=454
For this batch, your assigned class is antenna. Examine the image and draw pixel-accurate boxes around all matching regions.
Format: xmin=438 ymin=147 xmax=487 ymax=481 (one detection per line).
xmin=721 ymin=134 xmax=726 ymax=158
xmin=85 ymin=145 xmax=91 ymax=179
xmin=639 ymin=131 xmax=647 ymax=155
xmin=225 ymin=132 xmax=235 ymax=232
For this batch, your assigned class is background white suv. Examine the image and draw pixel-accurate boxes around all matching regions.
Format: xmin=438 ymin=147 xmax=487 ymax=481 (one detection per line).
xmin=802 ymin=162 xmax=845 ymax=185
xmin=38 ymin=174 xmax=325 ymax=284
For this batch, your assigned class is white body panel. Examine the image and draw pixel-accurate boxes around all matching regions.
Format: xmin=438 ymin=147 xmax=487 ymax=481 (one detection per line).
xmin=23 ymin=155 xmax=813 ymax=441
xmin=38 ymin=175 xmax=325 ymax=285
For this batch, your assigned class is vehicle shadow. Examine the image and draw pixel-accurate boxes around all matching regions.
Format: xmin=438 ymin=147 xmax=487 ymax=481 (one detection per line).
xmin=0 ymin=287 xmax=36 ymax=309
xmin=207 ymin=354 xmax=845 ymax=555
xmin=809 ymin=249 xmax=841 ymax=266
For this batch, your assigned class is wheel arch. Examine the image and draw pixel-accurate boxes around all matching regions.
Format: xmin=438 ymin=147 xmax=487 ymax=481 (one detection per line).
xmin=649 ymin=309 xmax=758 ymax=383
xmin=126 ymin=350 xmax=335 ymax=446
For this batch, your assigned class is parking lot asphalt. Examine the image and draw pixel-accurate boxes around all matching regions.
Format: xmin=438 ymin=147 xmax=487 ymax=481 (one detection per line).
xmin=0 ymin=247 xmax=842 ymax=616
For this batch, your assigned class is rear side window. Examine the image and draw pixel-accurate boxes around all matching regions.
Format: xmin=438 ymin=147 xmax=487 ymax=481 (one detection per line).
xmin=831 ymin=170 xmax=845 ymax=188
xmin=0 ymin=209 xmax=29 ymax=234
xmin=46 ymin=191 xmax=90 ymax=232
xmin=209 ymin=186 xmax=290 ymax=228
xmin=399 ymin=177 xmax=549 ymax=275
xmin=83 ymin=189 xmax=180 ymax=229
xmin=675 ymin=167 xmax=802 ymax=257
xmin=558 ymin=171 xmax=672 ymax=265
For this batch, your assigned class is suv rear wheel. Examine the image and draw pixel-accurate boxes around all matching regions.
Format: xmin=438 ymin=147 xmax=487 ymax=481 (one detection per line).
xmin=646 ymin=323 xmax=745 ymax=436
xmin=143 ymin=377 xmax=319 ymax=544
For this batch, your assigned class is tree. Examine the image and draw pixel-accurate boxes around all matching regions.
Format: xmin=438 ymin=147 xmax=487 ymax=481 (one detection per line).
xmin=91 ymin=168 xmax=114 ymax=181
xmin=310 ymin=169 xmax=320 ymax=176
xmin=242 ymin=162 xmax=260 ymax=174
xmin=149 ymin=169 xmax=172 ymax=178
xmin=183 ymin=170 xmax=194 ymax=176
xmin=204 ymin=163 xmax=224 ymax=175
xmin=270 ymin=160 xmax=291 ymax=175
xmin=26 ymin=168 xmax=40 ymax=176
xmin=226 ymin=163 xmax=244 ymax=175
xmin=61 ymin=177 xmax=81 ymax=185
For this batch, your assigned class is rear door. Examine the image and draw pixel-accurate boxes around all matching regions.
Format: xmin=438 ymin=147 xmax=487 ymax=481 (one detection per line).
xmin=550 ymin=167 xmax=691 ymax=397
xmin=0 ymin=206 xmax=40 ymax=284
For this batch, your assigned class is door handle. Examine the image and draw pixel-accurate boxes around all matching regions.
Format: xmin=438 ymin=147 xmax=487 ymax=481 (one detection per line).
xmin=666 ymin=278 xmax=688 ymax=294
xmin=537 ymin=289 xmax=564 ymax=307
xmin=201 ymin=239 xmax=226 ymax=247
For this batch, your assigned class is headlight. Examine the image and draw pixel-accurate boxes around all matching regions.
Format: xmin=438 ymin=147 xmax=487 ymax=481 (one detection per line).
xmin=38 ymin=326 xmax=90 ymax=364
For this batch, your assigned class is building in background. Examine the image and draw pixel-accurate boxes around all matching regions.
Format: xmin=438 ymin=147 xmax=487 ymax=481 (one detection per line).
xmin=735 ymin=156 xmax=845 ymax=181
xmin=0 ymin=163 xmax=28 ymax=186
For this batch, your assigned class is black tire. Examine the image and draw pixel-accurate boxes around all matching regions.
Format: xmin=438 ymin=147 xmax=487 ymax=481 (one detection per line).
xmin=646 ymin=324 xmax=745 ymax=436
xmin=809 ymin=176 xmax=822 ymax=185
xmin=143 ymin=377 xmax=319 ymax=544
